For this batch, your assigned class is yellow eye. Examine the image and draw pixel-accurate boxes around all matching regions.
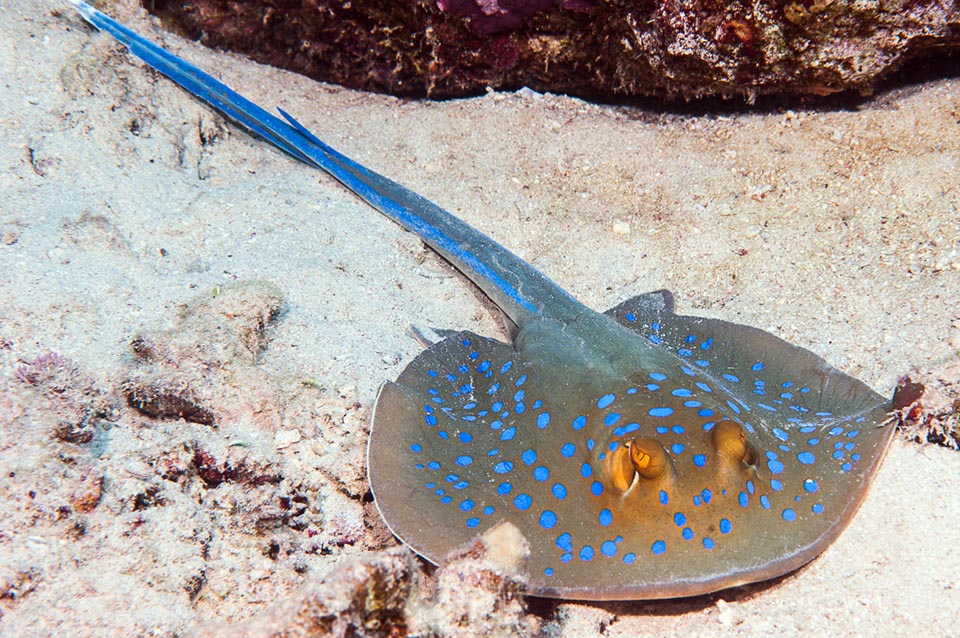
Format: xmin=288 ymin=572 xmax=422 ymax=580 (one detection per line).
xmin=629 ymin=437 xmax=670 ymax=480
xmin=711 ymin=419 xmax=755 ymax=465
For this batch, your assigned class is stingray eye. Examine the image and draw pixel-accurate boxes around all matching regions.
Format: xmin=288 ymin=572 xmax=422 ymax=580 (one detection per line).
xmin=607 ymin=445 xmax=637 ymax=492
xmin=628 ymin=436 xmax=671 ymax=480
xmin=711 ymin=419 xmax=755 ymax=465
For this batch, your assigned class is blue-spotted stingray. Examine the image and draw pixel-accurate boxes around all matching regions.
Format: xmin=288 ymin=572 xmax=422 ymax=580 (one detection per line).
xmin=69 ymin=1 xmax=896 ymax=601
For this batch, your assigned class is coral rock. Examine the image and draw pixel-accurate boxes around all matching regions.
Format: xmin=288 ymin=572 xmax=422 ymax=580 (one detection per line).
xmin=150 ymin=0 xmax=960 ymax=100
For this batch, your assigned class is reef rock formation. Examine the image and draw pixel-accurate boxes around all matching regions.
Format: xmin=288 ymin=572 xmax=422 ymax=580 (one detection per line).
xmin=149 ymin=0 xmax=960 ymax=101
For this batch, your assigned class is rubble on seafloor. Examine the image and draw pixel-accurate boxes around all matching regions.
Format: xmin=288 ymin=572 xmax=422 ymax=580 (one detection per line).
xmin=148 ymin=0 xmax=960 ymax=101
xmin=190 ymin=522 xmax=536 ymax=638
xmin=895 ymin=356 xmax=960 ymax=451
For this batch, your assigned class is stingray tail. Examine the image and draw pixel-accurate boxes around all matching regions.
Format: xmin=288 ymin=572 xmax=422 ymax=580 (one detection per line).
xmin=66 ymin=0 xmax=587 ymax=324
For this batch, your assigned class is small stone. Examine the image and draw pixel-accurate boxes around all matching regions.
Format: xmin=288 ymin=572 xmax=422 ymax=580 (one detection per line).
xmin=612 ymin=221 xmax=631 ymax=235
xmin=274 ymin=428 xmax=301 ymax=449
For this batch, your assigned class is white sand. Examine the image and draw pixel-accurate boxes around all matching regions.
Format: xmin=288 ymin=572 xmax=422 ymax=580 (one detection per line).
xmin=1 ymin=0 xmax=958 ymax=635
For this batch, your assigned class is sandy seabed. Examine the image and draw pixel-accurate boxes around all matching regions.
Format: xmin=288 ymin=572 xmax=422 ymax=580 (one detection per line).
xmin=1 ymin=0 xmax=959 ymax=635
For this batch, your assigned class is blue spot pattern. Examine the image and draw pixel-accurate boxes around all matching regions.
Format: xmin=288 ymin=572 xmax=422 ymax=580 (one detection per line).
xmin=388 ymin=304 xmax=880 ymax=589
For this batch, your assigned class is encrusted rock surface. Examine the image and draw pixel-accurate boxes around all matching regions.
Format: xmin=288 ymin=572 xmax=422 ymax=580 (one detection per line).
xmin=149 ymin=0 xmax=960 ymax=100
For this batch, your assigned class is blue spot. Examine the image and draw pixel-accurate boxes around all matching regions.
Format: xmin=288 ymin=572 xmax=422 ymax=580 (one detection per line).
xmin=738 ymin=491 xmax=748 ymax=508
xmin=702 ymin=338 xmax=714 ymax=350
xmin=478 ymin=361 xmax=491 ymax=373
xmin=500 ymin=361 xmax=513 ymax=374
xmin=500 ymin=427 xmax=517 ymax=441
xmin=561 ymin=553 xmax=572 ymax=563
xmin=672 ymin=425 xmax=686 ymax=434
xmin=591 ymin=481 xmax=604 ymax=496
xmin=829 ymin=426 xmax=843 ymax=436
xmin=580 ymin=463 xmax=593 ymax=478
xmin=552 ymin=483 xmax=567 ymax=500
xmin=496 ymin=482 xmax=512 ymax=494
xmin=848 ymin=429 xmax=860 ymax=438
xmin=486 ymin=448 xmax=499 ymax=456
xmin=719 ymin=518 xmax=732 ymax=534
xmin=767 ymin=459 xmax=785 ymax=474
xmin=560 ymin=443 xmax=576 ymax=458
xmin=586 ymin=438 xmax=595 ymax=451
xmin=671 ymin=443 xmax=685 ymax=454
xmin=425 ymin=415 xmax=438 ymax=426
xmin=760 ymin=495 xmax=771 ymax=509
xmin=625 ymin=312 xmax=637 ymax=322
xmin=521 ymin=449 xmax=537 ymax=465
xmin=782 ymin=508 xmax=797 ymax=522
xmin=842 ymin=462 xmax=852 ymax=471
xmin=650 ymin=372 xmax=668 ymax=381
xmin=514 ymin=390 xmax=525 ymax=402
xmin=515 ymin=402 xmax=526 ymax=414
xmin=797 ymin=451 xmax=816 ymax=465
xmin=441 ymin=496 xmax=452 ymax=503
xmin=703 ymin=538 xmax=716 ymax=550
xmin=514 ymin=494 xmax=532 ymax=511
xmin=678 ymin=348 xmax=692 ymax=357
xmin=812 ymin=503 xmax=824 ymax=514
xmin=651 ymin=540 xmax=666 ymax=555
xmin=539 ymin=510 xmax=557 ymax=529
xmin=772 ymin=427 xmax=789 ymax=441
xmin=460 ymin=499 xmax=474 ymax=511
xmin=436 ymin=431 xmax=449 ymax=440
xmin=649 ymin=407 xmax=674 ymax=417
xmin=597 ymin=394 xmax=615 ymax=409
xmin=645 ymin=383 xmax=660 ymax=391
xmin=572 ymin=415 xmax=587 ymax=430
xmin=698 ymin=408 xmax=715 ymax=417
xmin=458 ymin=432 xmax=473 ymax=444
xmin=556 ymin=532 xmax=573 ymax=551
xmin=656 ymin=425 xmax=669 ymax=434
xmin=693 ymin=495 xmax=702 ymax=507
xmin=808 ymin=437 xmax=820 ymax=446
xmin=454 ymin=481 xmax=469 ymax=490
xmin=674 ymin=512 xmax=686 ymax=526
xmin=682 ymin=527 xmax=694 ymax=540
xmin=483 ymin=506 xmax=494 ymax=515
xmin=580 ymin=545 xmax=595 ymax=561
xmin=746 ymin=480 xmax=755 ymax=494
xmin=722 ymin=373 xmax=740 ymax=383
xmin=428 ymin=461 xmax=441 ymax=471
xmin=411 ymin=443 xmax=423 ymax=453
xmin=659 ymin=490 xmax=669 ymax=505
xmin=455 ymin=455 xmax=473 ymax=466
xmin=623 ymin=553 xmax=636 ymax=564
xmin=771 ymin=479 xmax=783 ymax=491
xmin=598 ymin=509 xmax=613 ymax=526
xmin=465 ymin=518 xmax=479 ymax=528
xmin=494 ymin=461 xmax=513 ymax=474
xmin=604 ymin=413 xmax=622 ymax=426
xmin=544 ymin=567 xmax=554 ymax=576
xmin=601 ymin=541 xmax=617 ymax=557
xmin=536 ymin=412 xmax=551 ymax=429
xmin=516 ymin=374 xmax=527 ymax=386
xmin=685 ymin=334 xmax=696 ymax=344
xmin=702 ymin=488 xmax=713 ymax=503
xmin=672 ymin=388 xmax=692 ymax=397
